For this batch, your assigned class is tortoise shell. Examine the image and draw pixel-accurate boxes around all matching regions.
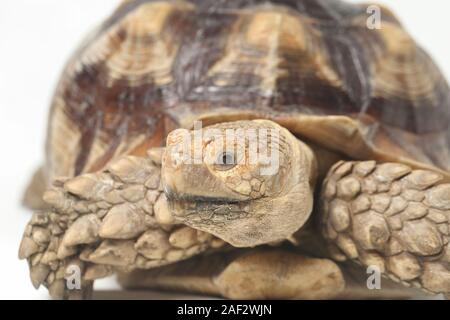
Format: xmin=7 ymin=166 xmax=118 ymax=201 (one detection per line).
xmin=45 ymin=0 xmax=450 ymax=182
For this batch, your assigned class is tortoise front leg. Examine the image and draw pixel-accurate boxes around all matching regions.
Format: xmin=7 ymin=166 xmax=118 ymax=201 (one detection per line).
xmin=118 ymin=248 xmax=345 ymax=300
xmin=18 ymin=152 xmax=224 ymax=299
xmin=320 ymin=160 xmax=450 ymax=297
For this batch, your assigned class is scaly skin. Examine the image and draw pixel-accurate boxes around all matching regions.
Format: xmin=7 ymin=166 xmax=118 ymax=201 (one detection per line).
xmin=18 ymin=154 xmax=225 ymax=299
xmin=19 ymin=119 xmax=450 ymax=299
xmin=162 ymin=120 xmax=317 ymax=247
xmin=320 ymin=161 xmax=450 ymax=295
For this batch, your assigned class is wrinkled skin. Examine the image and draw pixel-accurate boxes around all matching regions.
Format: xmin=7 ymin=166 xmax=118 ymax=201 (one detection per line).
xmin=19 ymin=120 xmax=450 ymax=299
xmin=17 ymin=0 xmax=450 ymax=300
xmin=162 ymin=120 xmax=316 ymax=247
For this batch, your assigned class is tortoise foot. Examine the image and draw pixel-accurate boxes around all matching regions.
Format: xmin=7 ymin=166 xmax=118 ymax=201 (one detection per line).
xmin=18 ymin=153 xmax=222 ymax=299
xmin=320 ymin=160 xmax=450 ymax=296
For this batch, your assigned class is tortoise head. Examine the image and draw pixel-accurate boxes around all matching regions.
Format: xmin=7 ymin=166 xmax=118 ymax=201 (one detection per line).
xmin=161 ymin=120 xmax=317 ymax=247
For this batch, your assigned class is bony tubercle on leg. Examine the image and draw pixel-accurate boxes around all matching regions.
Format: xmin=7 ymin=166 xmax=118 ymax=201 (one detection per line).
xmin=18 ymin=120 xmax=450 ymax=299
xmin=320 ymin=161 xmax=450 ymax=295
xmin=18 ymin=154 xmax=226 ymax=299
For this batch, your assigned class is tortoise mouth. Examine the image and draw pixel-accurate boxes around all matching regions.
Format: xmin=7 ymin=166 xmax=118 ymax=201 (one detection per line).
xmin=165 ymin=185 xmax=251 ymax=223
xmin=164 ymin=185 xmax=244 ymax=204
xmin=164 ymin=187 xmax=243 ymax=204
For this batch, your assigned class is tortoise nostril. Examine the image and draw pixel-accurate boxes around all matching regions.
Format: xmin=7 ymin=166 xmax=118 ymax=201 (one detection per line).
xmin=167 ymin=128 xmax=190 ymax=146
xmin=166 ymin=149 xmax=183 ymax=169
xmin=165 ymin=138 xmax=190 ymax=169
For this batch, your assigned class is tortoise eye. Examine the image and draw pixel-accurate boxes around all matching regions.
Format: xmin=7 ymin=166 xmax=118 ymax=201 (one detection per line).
xmin=214 ymin=151 xmax=237 ymax=171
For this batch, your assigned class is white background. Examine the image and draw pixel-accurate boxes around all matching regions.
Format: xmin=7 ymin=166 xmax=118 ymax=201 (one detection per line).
xmin=0 ymin=0 xmax=449 ymax=299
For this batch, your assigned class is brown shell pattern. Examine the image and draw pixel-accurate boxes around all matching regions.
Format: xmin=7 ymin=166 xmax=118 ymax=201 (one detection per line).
xmin=46 ymin=0 xmax=450 ymax=181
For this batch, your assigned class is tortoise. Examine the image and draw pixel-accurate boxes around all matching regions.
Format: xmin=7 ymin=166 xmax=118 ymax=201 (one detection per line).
xmin=19 ymin=0 xmax=450 ymax=300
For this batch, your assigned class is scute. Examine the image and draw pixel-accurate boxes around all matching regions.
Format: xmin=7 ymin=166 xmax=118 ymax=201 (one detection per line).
xmin=46 ymin=0 xmax=450 ymax=183
xmin=46 ymin=1 xmax=195 ymax=179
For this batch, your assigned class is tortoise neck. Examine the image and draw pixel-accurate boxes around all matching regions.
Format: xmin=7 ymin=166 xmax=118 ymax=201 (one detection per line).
xmin=302 ymin=140 xmax=344 ymax=183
